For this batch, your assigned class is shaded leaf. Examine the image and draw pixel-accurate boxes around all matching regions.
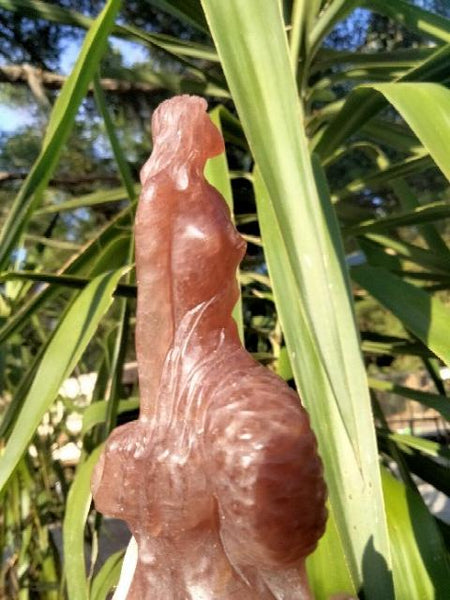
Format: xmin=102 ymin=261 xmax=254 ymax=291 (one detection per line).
xmin=63 ymin=446 xmax=104 ymax=600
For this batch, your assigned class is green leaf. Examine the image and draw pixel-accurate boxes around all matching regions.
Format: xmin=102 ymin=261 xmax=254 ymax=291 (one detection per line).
xmin=362 ymin=119 xmax=423 ymax=154
xmin=0 ymin=271 xmax=136 ymax=298
xmin=390 ymin=178 xmax=450 ymax=257
xmin=386 ymin=433 xmax=450 ymax=460
xmin=0 ymin=210 xmax=132 ymax=345
xmin=369 ymin=378 xmax=450 ymax=421
xmin=147 ymin=0 xmax=208 ymax=33
xmin=0 ymin=0 xmax=121 ymax=269
xmin=200 ymin=2 xmax=392 ymax=594
xmin=36 ymin=187 xmax=136 ymax=215
xmin=385 ymin=446 xmax=450 ymax=498
xmin=90 ymin=549 xmax=124 ymax=600
xmin=102 ymin=300 xmax=132 ymax=437
xmin=204 ymin=106 xmax=244 ymax=342
xmin=254 ymin=164 xmax=392 ymax=596
xmin=335 ymin=154 xmax=433 ymax=201
xmin=352 ymin=266 xmax=450 ymax=366
xmin=0 ymin=0 xmax=94 ymax=29
xmin=0 ymin=0 xmax=218 ymax=62
xmin=314 ymin=46 xmax=436 ymax=70
xmin=367 ymin=83 xmax=450 ymax=182
xmin=93 ymin=76 xmax=136 ymax=203
xmin=63 ymin=445 xmax=104 ymax=600
xmin=82 ymin=398 xmax=139 ymax=435
xmin=314 ymin=44 xmax=450 ymax=160
xmin=309 ymin=0 xmax=359 ymax=56
xmin=0 ymin=269 xmax=126 ymax=493
xmin=361 ymin=234 xmax=450 ymax=274
xmin=345 ymin=200 xmax=450 ymax=236
xmin=275 ymin=346 xmax=294 ymax=381
xmin=365 ymin=0 xmax=450 ymax=44
xmin=361 ymin=333 xmax=434 ymax=359
xmin=423 ymin=356 xmax=448 ymax=397
xmin=306 ymin=503 xmax=357 ymax=599
xmin=382 ymin=467 xmax=450 ymax=599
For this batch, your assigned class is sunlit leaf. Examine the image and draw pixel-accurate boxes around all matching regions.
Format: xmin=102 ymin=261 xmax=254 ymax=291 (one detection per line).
xmin=63 ymin=445 xmax=104 ymax=600
xmin=382 ymin=467 xmax=450 ymax=599
xmin=353 ymin=266 xmax=450 ymax=366
xmin=0 ymin=269 xmax=126 ymax=492
xmin=204 ymin=106 xmax=244 ymax=341
xmin=201 ymin=1 xmax=392 ymax=595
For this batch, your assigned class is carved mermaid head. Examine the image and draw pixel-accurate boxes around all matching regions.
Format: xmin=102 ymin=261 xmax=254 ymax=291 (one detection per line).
xmin=140 ymin=95 xmax=224 ymax=184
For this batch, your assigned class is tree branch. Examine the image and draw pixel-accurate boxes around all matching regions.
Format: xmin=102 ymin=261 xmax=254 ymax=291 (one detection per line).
xmin=0 ymin=171 xmax=122 ymax=185
xmin=0 ymin=64 xmax=163 ymax=95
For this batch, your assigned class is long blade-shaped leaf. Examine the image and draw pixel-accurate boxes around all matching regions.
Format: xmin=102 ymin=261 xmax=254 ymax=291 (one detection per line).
xmin=362 ymin=234 xmax=450 ymax=274
xmin=63 ymin=445 xmax=104 ymax=600
xmin=148 ymin=0 xmax=208 ymax=33
xmin=390 ymin=178 xmax=450 ymax=256
xmin=0 ymin=208 xmax=133 ymax=346
xmin=200 ymin=1 xmax=392 ymax=595
xmin=36 ymin=187 xmax=138 ymax=215
xmin=366 ymin=0 xmax=450 ymax=44
xmin=90 ymin=549 xmax=124 ymax=600
xmin=82 ymin=398 xmax=139 ymax=435
xmin=306 ymin=504 xmax=357 ymax=599
xmin=93 ymin=76 xmax=137 ymax=204
xmin=314 ymin=44 xmax=450 ymax=159
xmin=334 ymin=154 xmax=433 ymax=201
xmin=0 ymin=269 xmax=126 ymax=493
xmin=353 ymin=266 xmax=450 ymax=366
xmin=0 ymin=271 xmax=136 ymax=298
xmin=0 ymin=0 xmax=217 ymax=62
xmin=314 ymin=46 xmax=437 ymax=70
xmin=204 ymin=106 xmax=244 ymax=341
xmin=366 ymin=83 xmax=450 ymax=182
xmin=369 ymin=378 xmax=450 ymax=421
xmin=344 ymin=201 xmax=450 ymax=236
xmin=309 ymin=0 xmax=359 ymax=55
xmin=0 ymin=0 xmax=121 ymax=269
xmin=387 ymin=433 xmax=450 ymax=460
xmin=381 ymin=467 xmax=450 ymax=598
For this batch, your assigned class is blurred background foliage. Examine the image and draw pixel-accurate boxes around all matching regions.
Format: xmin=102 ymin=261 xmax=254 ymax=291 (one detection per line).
xmin=0 ymin=0 xmax=450 ymax=598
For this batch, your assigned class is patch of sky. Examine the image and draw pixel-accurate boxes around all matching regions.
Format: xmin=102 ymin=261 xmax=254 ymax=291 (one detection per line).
xmin=59 ymin=36 xmax=149 ymax=75
xmin=59 ymin=39 xmax=82 ymax=76
xmin=0 ymin=106 xmax=35 ymax=133
xmin=110 ymin=37 xmax=149 ymax=67
xmin=0 ymin=33 xmax=149 ymax=133
xmin=11 ymin=246 xmax=27 ymax=265
xmin=411 ymin=0 xmax=450 ymax=15
xmin=323 ymin=8 xmax=371 ymax=50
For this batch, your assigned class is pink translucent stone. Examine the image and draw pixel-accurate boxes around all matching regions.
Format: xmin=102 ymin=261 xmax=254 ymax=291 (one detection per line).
xmin=92 ymin=95 xmax=327 ymax=599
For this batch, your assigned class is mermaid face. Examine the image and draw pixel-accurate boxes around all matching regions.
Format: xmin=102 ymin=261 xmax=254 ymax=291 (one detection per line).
xmin=140 ymin=96 xmax=224 ymax=185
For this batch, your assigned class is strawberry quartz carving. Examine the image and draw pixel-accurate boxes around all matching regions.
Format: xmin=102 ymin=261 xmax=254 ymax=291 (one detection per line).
xmin=91 ymin=95 xmax=327 ymax=599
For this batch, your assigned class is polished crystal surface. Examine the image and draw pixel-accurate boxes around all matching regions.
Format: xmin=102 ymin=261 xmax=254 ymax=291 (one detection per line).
xmin=91 ymin=95 xmax=327 ymax=599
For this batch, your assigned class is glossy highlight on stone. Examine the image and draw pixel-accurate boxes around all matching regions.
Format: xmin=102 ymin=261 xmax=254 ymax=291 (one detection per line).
xmin=91 ymin=95 xmax=327 ymax=599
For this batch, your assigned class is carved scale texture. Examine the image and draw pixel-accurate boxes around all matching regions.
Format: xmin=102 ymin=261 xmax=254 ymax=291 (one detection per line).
xmin=92 ymin=95 xmax=327 ymax=599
